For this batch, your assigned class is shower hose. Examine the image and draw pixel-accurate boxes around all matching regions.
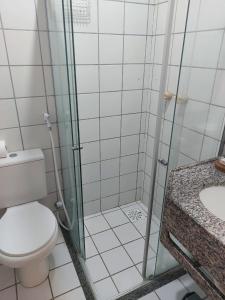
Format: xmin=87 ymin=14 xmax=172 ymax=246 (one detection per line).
xmin=44 ymin=113 xmax=74 ymax=231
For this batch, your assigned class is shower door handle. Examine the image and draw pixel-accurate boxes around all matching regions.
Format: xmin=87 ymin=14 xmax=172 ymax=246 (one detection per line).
xmin=158 ymin=159 xmax=168 ymax=166
xmin=72 ymin=145 xmax=83 ymax=151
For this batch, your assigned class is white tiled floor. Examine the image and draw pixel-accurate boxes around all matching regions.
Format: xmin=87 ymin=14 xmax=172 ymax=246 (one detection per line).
xmin=84 ymin=201 xmax=160 ymax=298
xmin=0 ymin=205 xmax=210 ymax=300
xmin=0 ymin=229 xmax=85 ymax=300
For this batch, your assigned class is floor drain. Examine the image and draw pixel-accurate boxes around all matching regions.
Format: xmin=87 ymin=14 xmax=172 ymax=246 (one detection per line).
xmin=126 ymin=209 xmax=145 ymax=222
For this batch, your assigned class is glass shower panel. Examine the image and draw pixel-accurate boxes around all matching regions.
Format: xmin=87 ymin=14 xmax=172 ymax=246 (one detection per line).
xmin=153 ymin=0 xmax=225 ymax=276
xmin=46 ymin=0 xmax=85 ymax=257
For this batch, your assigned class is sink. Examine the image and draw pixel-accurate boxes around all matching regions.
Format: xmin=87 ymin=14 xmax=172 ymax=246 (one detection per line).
xmin=199 ymin=186 xmax=225 ymax=221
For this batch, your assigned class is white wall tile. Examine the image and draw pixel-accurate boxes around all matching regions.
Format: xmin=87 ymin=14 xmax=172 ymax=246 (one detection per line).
xmin=99 ymin=0 xmax=124 ymax=34
xmin=101 ymin=177 xmax=119 ymax=197
xmin=84 ymin=199 xmax=101 ymax=216
xmin=100 ymin=65 xmax=122 ymax=92
xmin=191 ymin=30 xmax=223 ymax=68
xmin=205 ymin=106 xmax=225 ymax=140
xmin=188 ymin=68 xmax=216 ymax=103
xmin=21 ymin=124 xmax=59 ymax=149
xmin=180 ymin=128 xmax=204 ymax=160
xmin=125 ymin=3 xmax=148 ymax=35
xmin=0 ymin=0 xmax=37 ymax=29
xmin=101 ymin=194 xmax=119 ymax=211
xmin=121 ymin=114 xmax=141 ymax=136
xmin=78 ymin=93 xmax=99 ymax=119
xmin=74 ymin=33 xmax=98 ymax=64
xmin=122 ymin=90 xmax=142 ymax=114
xmin=5 ymin=30 xmax=42 ymax=65
xmin=124 ymin=36 xmax=146 ymax=64
xmin=156 ymin=2 xmax=168 ymax=34
xmin=0 ymin=66 xmax=13 ymax=98
xmin=101 ymin=158 xmax=120 ymax=179
xmin=81 ymin=141 xmax=100 ymax=164
xmin=212 ymin=70 xmax=225 ymax=107
xmin=83 ymin=181 xmax=100 ymax=202
xmin=76 ymin=65 xmax=99 ymax=93
xmin=79 ymin=118 xmax=99 ymax=143
xmin=198 ymin=0 xmax=225 ymax=31
xmin=120 ymin=173 xmax=137 ymax=192
xmin=101 ymin=138 xmax=120 ymax=160
xmin=0 ymin=100 xmax=18 ymax=129
xmin=11 ymin=66 xmax=45 ymax=97
xmin=123 ymin=64 xmax=144 ymax=90
xmin=120 ymin=154 xmax=138 ymax=175
xmin=82 ymin=162 xmax=100 ymax=184
xmin=99 ymin=34 xmax=123 ymax=64
xmin=121 ymin=135 xmax=139 ymax=156
xmin=100 ymin=91 xmax=121 ymax=116
xmin=0 ymin=128 xmax=22 ymax=151
xmin=100 ymin=116 xmax=121 ymax=139
xmin=16 ymin=97 xmax=47 ymax=126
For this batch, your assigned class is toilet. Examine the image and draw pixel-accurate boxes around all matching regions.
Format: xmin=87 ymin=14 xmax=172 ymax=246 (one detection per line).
xmin=0 ymin=149 xmax=58 ymax=287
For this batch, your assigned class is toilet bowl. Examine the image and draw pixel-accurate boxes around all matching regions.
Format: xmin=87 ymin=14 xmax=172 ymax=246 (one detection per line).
xmin=0 ymin=201 xmax=58 ymax=287
xmin=0 ymin=149 xmax=59 ymax=287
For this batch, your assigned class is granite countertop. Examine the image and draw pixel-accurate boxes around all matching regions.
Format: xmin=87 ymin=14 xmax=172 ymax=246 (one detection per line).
xmin=166 ymin=158 xmax=225 ymax=246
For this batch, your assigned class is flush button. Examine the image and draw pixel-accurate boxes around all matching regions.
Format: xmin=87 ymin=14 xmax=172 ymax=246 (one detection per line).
xmin=9 ymin=153 xmax=17 ymax=158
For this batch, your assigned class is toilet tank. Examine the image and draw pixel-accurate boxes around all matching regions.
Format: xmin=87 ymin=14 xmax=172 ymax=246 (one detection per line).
xmin=0 ymin=149 xmax=47 ymax=209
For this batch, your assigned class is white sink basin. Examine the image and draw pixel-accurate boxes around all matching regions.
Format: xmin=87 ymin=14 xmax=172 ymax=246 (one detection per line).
xmin=199 ymin=186 xmax=225 ymax=221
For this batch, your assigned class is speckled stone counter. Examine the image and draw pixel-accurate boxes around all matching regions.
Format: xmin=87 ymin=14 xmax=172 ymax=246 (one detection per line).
xmin=161 ymin=159 xmax=225 ymax=300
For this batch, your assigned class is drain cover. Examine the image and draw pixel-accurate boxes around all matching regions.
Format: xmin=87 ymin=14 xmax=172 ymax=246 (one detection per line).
xmin=126 ymin=209 xmax=145 ymax=222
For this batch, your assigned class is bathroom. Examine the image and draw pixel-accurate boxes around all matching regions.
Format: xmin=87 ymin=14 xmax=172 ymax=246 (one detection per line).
xmin=0 ymin=0 xmax=225 ymax=299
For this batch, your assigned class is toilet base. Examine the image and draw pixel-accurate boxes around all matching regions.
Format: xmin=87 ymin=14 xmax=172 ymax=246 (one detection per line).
xmin=17 ymin=258 xmax=49 ymax=287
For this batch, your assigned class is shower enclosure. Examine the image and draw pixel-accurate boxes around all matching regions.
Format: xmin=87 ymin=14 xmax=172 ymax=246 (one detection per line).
xmin=46 ymin=0 xmax=225 ymax=297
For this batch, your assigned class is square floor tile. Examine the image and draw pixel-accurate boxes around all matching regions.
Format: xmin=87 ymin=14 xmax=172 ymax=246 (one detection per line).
xmin=0 ymin=265 xmax=15 ymax=290
xmin=101 ymin=246 xmax=133 ymax=275
xmin=92 ymin=229 xmax=120 ymax=253
xmin=55 ymin=287 xmax=86 ymax=300
xmin=49 ymin=262 xmax=80 ymax=297
xmin=124 ymin=238 xmax=146 ymax=264
xmin=113 ymin=223 xmax=141 ymax=244
xmin=104 ymin=209 xmax=129 ymax=227
xmin=179 ymin=274 xmax=206 ymax=298
xmin=85 ymin=237 xmax=98 ymax=258
xmin=85 ymin=215 xmax=110 ymax=235
xmin=49 ymin=243 xmax=72 ymax=270
xmin=0 ymin=286 xmax=17 ymax=300
xmin=17 ymin=279 xmax=52 ymax=300
xmin=112 ymin=266 xmax=142 ymax=293
xmin=139 ymin=292 xmax=159 ymax=299
xmin=94 ymin=277 xmax=118 ymax=300
xmin=155 ymin=279 xmax=187 ymax=300
xmin=85 ymin=255 xmax=109 ymax=282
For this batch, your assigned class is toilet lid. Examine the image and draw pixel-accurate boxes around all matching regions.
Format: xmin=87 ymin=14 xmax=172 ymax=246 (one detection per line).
xmin=0 ymin=202 xmax=57 ymax=257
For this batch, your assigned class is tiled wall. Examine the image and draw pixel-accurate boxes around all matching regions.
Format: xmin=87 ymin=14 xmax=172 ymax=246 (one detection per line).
xmin=73 ymin=0 xmax=156 ymax=215
xmin=141 ymin=0 xmax=225 ymax=218
xmin=0 ymin=0 xmax=60 ymax=211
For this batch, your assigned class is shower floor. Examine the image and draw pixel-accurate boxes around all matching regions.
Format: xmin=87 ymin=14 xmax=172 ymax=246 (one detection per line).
xmin=83 ymin=201 xmax=160 ymax=299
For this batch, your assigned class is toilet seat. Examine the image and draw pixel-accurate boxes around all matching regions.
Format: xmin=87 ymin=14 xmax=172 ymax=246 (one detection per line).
xmin=0 ymin=201 xmax=57 ymax=257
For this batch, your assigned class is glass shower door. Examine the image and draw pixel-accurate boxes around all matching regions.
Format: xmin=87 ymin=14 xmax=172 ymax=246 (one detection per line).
xmin=46 ymin=0 xmax=85 ymax=257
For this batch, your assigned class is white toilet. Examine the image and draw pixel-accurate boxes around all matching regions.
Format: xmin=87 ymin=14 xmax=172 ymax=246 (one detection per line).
xmin=0 ymin=149 xmax=58 ymax=287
